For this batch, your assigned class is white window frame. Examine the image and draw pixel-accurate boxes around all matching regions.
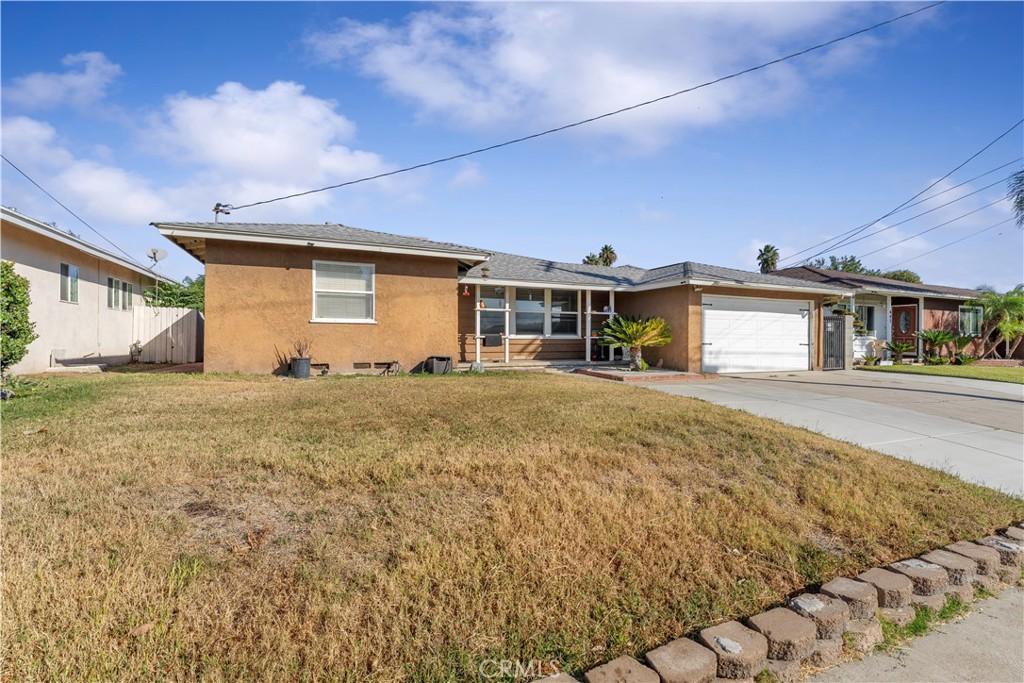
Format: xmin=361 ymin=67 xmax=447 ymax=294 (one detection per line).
xmin=108 ymin=277 xmax=122 ymax=309
xmin=311 ymin=259 xmax=376 ymax=324
xmin=60 ymin=262 xmax=79 ymax=303
xmin=508 ymin=287 xmax=581 ymax=339
xmin=854 ymin=304 xmax=876 ymax=336
xmin=958 ymin=305 xmax=983 ymax=336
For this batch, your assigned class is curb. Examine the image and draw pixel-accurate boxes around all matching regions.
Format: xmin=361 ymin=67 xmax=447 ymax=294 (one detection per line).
xmin=536 ymin=523 xmax=1023 ymax=683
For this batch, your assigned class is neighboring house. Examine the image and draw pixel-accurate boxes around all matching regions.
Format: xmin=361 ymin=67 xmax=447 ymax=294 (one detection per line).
xmin=773 ymin=266 xmax=983 ymax=359
xmin=154 ymin=220 xmax=851 ymax=375
xmin=2 ymin=207 xmax=162 ymax=373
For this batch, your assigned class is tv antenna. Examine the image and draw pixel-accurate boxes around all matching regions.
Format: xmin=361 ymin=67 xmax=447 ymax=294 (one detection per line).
xmin=146 ymin=247 xmax=167 ymax=267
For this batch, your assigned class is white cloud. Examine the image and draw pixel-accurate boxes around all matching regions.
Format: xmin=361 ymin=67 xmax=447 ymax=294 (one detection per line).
xmin=1 ymin=116 xmax=173 ymax=224
xmin=305 ymin=2 xmax=904 ymax=150
xmin=3 ymin=52 xmax=122 ymax=110
xmin=147 ymin=80 xmax=399 ymax=214
xmin=449 ymin=161 xmax=484 ymax=188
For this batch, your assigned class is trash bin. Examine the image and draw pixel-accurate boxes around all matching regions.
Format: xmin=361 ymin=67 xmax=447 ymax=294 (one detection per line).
xmin=290 ymin=357 xmax=311 ymax=379
xmin=426 ymin=355 xmax=452 ymax=374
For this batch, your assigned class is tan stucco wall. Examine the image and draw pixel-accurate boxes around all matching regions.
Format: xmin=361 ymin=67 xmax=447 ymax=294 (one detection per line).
xmin=617 ymin=285 xmax=826 ymax=371
xmin=203 ymin=240 xmax=460 ymax=373
xmin=1 ymin=219 xmax=154 ymax=373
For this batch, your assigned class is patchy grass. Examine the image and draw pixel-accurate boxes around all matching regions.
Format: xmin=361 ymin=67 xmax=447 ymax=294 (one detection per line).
xmin=877 ymin=596 xmax=972 ymax=651
xmin=3 ymin=371 xmax=1022 ymax=681
xmin=858 ymin=364 xmax=1024 ymax=384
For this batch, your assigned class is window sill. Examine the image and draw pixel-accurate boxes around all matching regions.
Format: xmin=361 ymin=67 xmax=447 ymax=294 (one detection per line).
xmin=60 ymin=299 xmax=78 ymax=305
xmin=310 ymin=318 xmax=377 ymax=325
xmin=508 ymin=335 xmax=582 ymax=340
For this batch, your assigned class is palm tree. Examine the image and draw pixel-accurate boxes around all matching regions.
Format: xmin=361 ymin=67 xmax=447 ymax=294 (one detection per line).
xmin=600 ymin=315 xmax=672 ymax=371
xmin=1010 ymin=170 xmax=1024 ymax=227
xmin=757 ymin=244 xmax=780 ymax=273
xmin=917 ymin=329 xmax=954 ymax=358
xmin=583 ymin=245 xmax=618 ymax=266
xmin=972 ymin=287 xmax=1024 ymax=358
xmin=885 ymin=341 xmax=915 ymax=364
xmin=598 ymin=244 xmax=617 ymax=266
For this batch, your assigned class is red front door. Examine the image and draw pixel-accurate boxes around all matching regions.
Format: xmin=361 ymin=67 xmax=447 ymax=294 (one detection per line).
xmin=891 ymin=305 xmax=918 ymax=348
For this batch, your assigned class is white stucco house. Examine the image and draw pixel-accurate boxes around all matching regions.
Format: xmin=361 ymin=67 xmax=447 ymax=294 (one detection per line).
xmin=1 ymin=206 xmax=166 ymax=373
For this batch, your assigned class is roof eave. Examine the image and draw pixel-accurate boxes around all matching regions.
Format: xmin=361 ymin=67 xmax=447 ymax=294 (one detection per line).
xmin=3 ymin=207 xmax=169 ymax=282
xmin=152 ymin=224 xmax=491 ymax=262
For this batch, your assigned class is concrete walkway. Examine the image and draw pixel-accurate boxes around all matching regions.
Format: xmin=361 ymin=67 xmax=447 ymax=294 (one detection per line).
xmin=643 ymin=370 xmax=1023 ymax=495
xmin=811 ymin=588 xmax=1023 ymax=682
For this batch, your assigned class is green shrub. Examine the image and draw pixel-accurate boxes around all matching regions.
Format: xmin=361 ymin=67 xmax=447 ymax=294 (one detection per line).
xmin=1 ymin=260 xmax=38 ymax=377
xmin=862 ymin=355 xmax=879 ymax=366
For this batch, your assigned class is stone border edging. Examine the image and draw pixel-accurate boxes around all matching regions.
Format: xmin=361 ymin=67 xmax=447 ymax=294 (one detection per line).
xmin=536 ymin=523 xmax=1024 ymax=683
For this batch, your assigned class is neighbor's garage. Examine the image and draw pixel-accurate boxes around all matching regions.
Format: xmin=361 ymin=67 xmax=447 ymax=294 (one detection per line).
xmin=701 ymin=294 xmax=811 ymax=373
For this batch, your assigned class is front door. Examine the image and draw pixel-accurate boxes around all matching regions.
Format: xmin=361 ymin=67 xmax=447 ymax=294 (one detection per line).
xmin=891 ymin=304 xmax=918 ymax=348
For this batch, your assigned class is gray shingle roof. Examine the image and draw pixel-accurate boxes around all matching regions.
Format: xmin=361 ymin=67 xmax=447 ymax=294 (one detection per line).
xmin=151 ymin=221 xmax=491 ymax=257
xmin=774 ymin=266 xmax=979 ymax=299
xmin=465 ymin=253 xmax=849 ymax=291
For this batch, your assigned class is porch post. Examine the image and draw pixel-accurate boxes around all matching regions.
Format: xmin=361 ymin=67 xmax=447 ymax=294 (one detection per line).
xmin=585 ymin=289 xmax=592 ymax=363
xmin=474 ymin=285 xmax=481 ymax=363
xmin=503 ymin=293 xmax=510 ymax=364
xmin=918 ymin=296 xmax=925 ymax=358
xmin=608 ymin=290 xmax=616 ymax=360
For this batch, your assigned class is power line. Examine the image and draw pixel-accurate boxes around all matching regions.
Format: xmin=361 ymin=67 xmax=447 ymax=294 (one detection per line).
xmin=797 ymin=174 xmax=1015 ymax=253
xmin=779 ymin=157 xmax=1021 ymax=262
xmin=785 ymin=116 xmax=1024 ymax=264
xmin=1 ymin=153 xmax=141 ymax=264
xmin=856 ymin=196 xmax=1007 ymax=259
xmin=882 ymin=217 xmax=1014 ymax=269
xmin=222 ymin=1 xmax=945 ymax=213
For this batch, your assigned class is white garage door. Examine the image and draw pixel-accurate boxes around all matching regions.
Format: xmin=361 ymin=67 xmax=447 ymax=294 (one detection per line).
xmin=701 ymin=295 xmax=811 ymax=373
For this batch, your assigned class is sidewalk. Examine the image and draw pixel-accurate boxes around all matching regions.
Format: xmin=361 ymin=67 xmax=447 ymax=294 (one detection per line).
xmin=812 ymin=588 xmax=1023 ymax=682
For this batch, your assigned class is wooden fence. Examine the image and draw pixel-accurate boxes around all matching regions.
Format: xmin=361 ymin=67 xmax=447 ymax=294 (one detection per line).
xmin=132 ymin=306 xmax=204 ymax=364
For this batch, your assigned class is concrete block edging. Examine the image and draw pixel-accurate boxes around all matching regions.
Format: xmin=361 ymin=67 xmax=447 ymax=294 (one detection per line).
xmin=535 ymin=523 xmax=1023 ymax=683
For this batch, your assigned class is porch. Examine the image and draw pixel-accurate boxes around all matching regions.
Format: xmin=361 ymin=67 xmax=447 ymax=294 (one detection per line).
xmin=844 ymin=293 xmax=925 ymax=360
xmin=458 ymin=284 xmax=628 ymax=365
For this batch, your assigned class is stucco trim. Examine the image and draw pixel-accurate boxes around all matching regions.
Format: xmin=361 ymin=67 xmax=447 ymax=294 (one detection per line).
xmin=157 ymin=225 xmax=492 ymax=262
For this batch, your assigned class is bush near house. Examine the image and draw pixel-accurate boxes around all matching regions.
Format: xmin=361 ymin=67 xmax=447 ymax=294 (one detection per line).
xmin=3 ymin=372 xmax=1022 ymax=680
xmin=1 ymin=260 xmax=38 ymax=377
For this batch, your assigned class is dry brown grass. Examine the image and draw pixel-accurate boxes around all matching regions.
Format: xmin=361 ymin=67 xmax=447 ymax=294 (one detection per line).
xmin=3 ymin=371 xmax=1021 ymax=681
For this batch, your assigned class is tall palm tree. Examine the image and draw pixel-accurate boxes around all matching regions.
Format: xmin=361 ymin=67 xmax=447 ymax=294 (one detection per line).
xmin=598 ymin=244 xmax=617 ymax=266
xmin=757 ymin=244 xmax=780 ymax=273
xmin=1010 ymin=170 xmax=1024 ymax=227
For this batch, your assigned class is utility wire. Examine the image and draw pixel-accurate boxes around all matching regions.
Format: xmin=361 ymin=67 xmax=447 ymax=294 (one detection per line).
xmin=882 ymin=217 xmax=1014 ymax=269
xmin=856 ymin=197 xmax=1007 ymax=259
xmin=2 ymin=153 xmax=142 ymax=264
xmin=798 ymin=175 xmax=1014 ymax=253
xmin=222 ymin=1 xmax=945 ymax=213
xmin=779 ymin=157 xmax=1021 ymax=262
xmin=785 ymin=116 xmax=1024 ymax=264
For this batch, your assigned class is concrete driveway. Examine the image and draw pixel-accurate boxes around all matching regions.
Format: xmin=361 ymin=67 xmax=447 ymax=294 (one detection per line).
xmin=644 ymin=370 xmax=1023 ymax=495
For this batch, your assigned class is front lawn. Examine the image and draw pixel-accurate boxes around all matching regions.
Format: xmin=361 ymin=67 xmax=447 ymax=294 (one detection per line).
xmin=858 ymin=363 xmax=1024 ymax=384
xmin=3 ymin=372 xmax=1021 ymax=681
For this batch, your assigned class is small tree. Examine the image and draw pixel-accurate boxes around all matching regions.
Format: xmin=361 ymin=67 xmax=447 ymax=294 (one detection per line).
xmin=757 ymin=244 xmax=779 ymax=273
xmin=885 ymin=340 xmax=915 ymax=364
xmin=917 ymin=329 xmax=954 ymax=358
xmin=144 ymin=275 xmax=205 ymax=311
xmin=600 ymin=315 xmax=672 ymax=371
xmin=1 ymin=260 xmax=38 ymax=377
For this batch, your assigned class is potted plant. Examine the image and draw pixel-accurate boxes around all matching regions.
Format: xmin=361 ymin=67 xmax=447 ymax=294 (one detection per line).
xmin=599 ymin=315 xmax=672 ymax=371
xmin=290 ymin=339 xmax=312 ymax=379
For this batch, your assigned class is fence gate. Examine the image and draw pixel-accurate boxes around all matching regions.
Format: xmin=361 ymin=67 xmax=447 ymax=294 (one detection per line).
xmin=823 ymin=314 xmax=845 ymax=370
xmin=132 ymin=306 xmax=204 ymax=364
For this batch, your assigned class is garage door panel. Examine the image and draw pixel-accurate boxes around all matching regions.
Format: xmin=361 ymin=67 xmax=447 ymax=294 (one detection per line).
xmin=701 ymin=295 xmax=810 ymax=373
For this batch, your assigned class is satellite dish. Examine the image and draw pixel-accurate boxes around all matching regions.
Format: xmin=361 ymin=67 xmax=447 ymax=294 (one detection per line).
xmin=147 ymin=248 xmax=167 ymax=264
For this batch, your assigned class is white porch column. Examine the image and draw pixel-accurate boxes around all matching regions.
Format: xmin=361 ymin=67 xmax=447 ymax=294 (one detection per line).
xmin=503 ymin=295 xmax=510 ymax=364
xmin=585 ymin=289 xmax=592 ymax=363
xmin=474 ymin=285 xmax=481 ymax=363
xmin=608 ymin=290 xmax=616 ymax=360
xmin=918 ymin=296 xmax=925 ymax=357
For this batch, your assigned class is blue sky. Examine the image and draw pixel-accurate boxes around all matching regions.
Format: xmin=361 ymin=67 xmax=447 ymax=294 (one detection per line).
xmin=2 ymin=2 xmax=1022 ymax=288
